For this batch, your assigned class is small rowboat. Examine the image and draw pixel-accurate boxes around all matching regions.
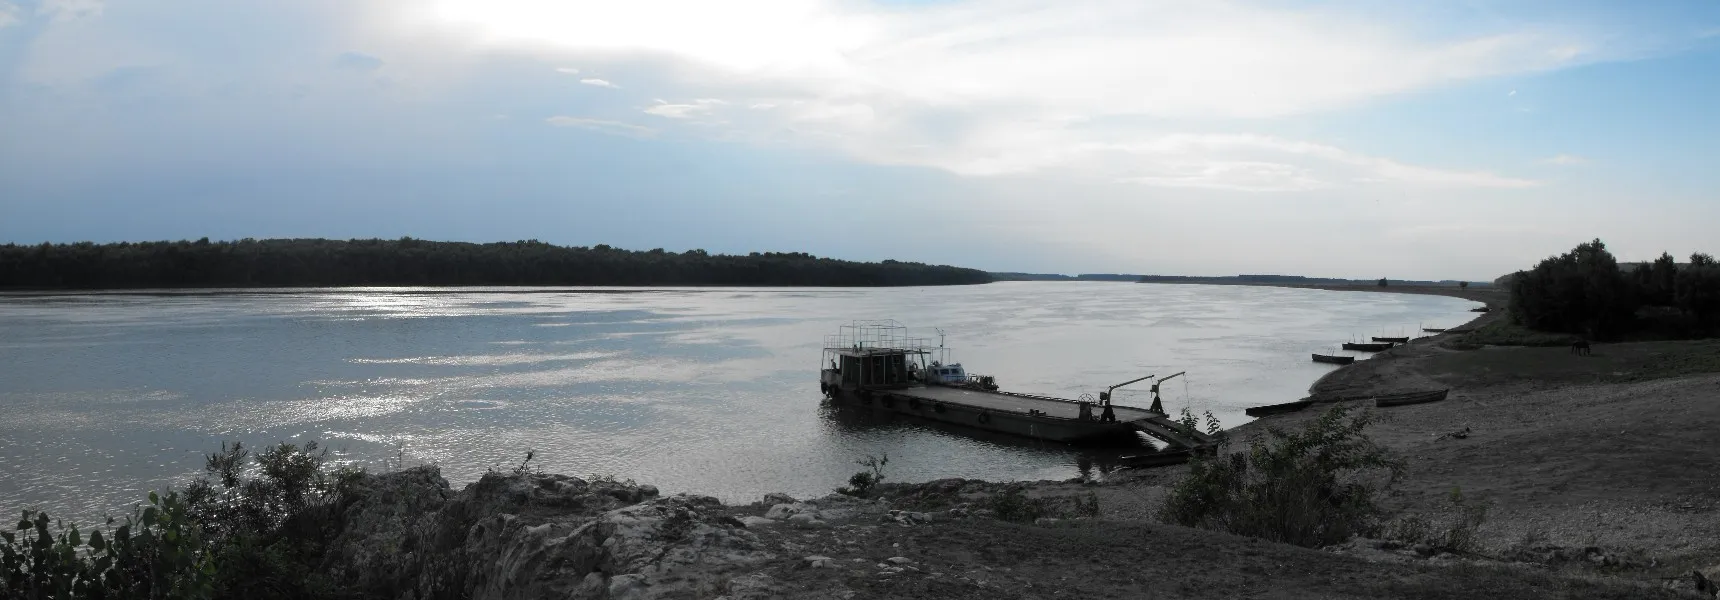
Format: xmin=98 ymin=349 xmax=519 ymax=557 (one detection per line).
xmin=1118 ymin=448 xmax=1206 ymax=469
xmin=1422 ymin=328 xmax=1446 ymax=333
xmin=1372 ymin=336 xmax=1410 ymax=343
xmin=1373 ymin=388 xmax=1450 ymax=408
xmin=1245 ymin=398 xmax=1314 ymax=417
xmin=1312 ymin=353 xmax=1355 ymax=365
xmin=1342 ymin=342 xmax=1392 ymax=352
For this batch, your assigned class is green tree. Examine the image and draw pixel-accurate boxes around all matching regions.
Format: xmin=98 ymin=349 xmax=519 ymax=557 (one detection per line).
xmin=1675 ymin=253 xmax=1720 ymax=329
xmin=1507 ymin=239 xmax=1637 ymax=338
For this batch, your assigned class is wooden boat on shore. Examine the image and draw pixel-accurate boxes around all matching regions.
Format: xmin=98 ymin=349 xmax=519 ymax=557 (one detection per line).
xmin=1244 ymin=398 xmax=1314 ymax=417
xmin=1117 ymin=447 xmax=1210 ymax=469
xmin=1374 ymin=388 xmax=1449 ymax=408
xmin=819 ymin=321 xmax=1219 ymax=449
xmin=1422 ymin=327 xmax=1447 ymax=333
xmin=1342 ymin=342 xmax=1393 ymax=352
xmin=1372 ymin=336 xmax=1410 ymax=343
xmin=1312 ymin=353 xmax=1355 ymax=365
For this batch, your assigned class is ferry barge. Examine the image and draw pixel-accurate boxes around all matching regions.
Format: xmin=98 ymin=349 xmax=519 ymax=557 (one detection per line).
xmin=817 ymin=321 xmax=1216 ymax=449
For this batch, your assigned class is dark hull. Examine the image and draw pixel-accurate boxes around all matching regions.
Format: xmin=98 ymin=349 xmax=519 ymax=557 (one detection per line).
xmin=1422 ymin=328 xmax=1446 ymax=333
xmin=1244 ymin=399 xmax=1314 ymax=417
xmin=1342 ymin=342 xmax=1393 ymax=352
xmin=1312 ymin=354 xmax=1355 ymax=365
xmin=1117 ymin=448 xmax=1206 ymax=469
xmin=1374 ymin=389 xmax=1450 ymax=407
xmin=1372 ymin=337 xmax=1410 ymax=343
xmin=823 ymin=386 xmax=1142 ymax=445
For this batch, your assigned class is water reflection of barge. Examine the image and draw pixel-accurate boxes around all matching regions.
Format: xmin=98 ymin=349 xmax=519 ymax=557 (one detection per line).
xmin=817 ymin=321 xmax=1216 ymax=451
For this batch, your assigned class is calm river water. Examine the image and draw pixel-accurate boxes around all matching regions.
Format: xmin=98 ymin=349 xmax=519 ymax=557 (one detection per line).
xmin=0 ymin=282 xmax=1476 ymax=522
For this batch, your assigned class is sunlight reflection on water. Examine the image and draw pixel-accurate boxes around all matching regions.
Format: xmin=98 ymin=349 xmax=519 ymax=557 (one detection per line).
xmin=0 ymin=283 xmax=1477 ymax=523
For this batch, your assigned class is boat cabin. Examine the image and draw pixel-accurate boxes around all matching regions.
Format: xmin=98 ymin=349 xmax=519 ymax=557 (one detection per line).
xmin=828 ymin=347 xmax=922 ymax=389
xmin=921 ymin=362 xmax=968 ymax=384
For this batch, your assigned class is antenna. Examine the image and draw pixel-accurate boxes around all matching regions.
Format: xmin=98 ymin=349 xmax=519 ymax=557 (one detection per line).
xmin=934 ymin=327 xmax=945 ymax=348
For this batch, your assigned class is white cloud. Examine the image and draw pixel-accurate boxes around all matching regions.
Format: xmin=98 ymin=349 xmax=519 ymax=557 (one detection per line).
xmin=578 ymin=78 xmax=618 ymax=88
xmin=39 ymin=0 xmax=103 ymax=22
xmin=1540 ymin=154 xmax=1591 ymax=166
xmin=545 ymin=116 xmax=653 ymax=136
xmin=418 ymin=0 xmax=1618 ymax=190
xmin=1508 ymin=89 xmax=1517 ymax=96
xmin=555 ymin=67 xmax=580 ymax=74
xmin=0 ymin=2 xmax=22 ymax=28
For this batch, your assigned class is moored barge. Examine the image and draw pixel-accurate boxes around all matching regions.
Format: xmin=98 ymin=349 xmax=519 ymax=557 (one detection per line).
xmin=817 ymin=321 xmax=1215 ymax=449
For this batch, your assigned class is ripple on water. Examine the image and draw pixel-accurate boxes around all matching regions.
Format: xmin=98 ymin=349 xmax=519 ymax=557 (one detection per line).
xmin=0 ymin=283 xmax=1477 ymax=522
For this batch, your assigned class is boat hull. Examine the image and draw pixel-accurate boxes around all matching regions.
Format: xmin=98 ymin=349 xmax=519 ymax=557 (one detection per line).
xmin=1245 ymin=399 xmax=1314 ymax=417
xmin=1342 ymin=342 xmax=1392 ymax=352
xmin=1372 ymin=337 xmax=1410 ymax=343
xmin=1374 ymin=389 xmax=1450 ymax=407
xmin=823 ymin=385 xmax=1141 ymax=445
xmin=1311 ymin=353 xmax=1355 ymax=365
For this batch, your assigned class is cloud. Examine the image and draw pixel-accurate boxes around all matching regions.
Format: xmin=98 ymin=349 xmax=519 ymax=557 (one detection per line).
xmin=1508 ymin=89 xmax=1517 ymax=96
xmin=335 ymin=52 xmax=385 ymax=71
xmin=419 ymin=0 xmax=1623 ymax=190
xmin=1539 ymin=154 xmax=1591 ymax=166
xmin=38 ymin=0 xmax=103 ymax=22
xmin=578 ymin=78 xmax=618 ymax=88
xmin=0 ymin=2 xmax=21 ymax=28
xmin=642 ymin=98 xmax=725 ymax=119
xmin=555 ymin=67 xmax=580 ymax=74
xmin=545 ymin=116 xmax=654 ymax=137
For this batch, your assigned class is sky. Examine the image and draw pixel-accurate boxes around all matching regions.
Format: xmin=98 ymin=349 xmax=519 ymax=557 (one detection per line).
xmin=2 ymin=0 xmax=1719 ymax=280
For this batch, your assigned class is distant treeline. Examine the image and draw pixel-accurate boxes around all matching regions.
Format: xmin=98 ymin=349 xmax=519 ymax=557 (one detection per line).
xmin=991 ymin=272 xmax=1139 ymax=282
xmin=0 ymin=238 xmax=996 ymax=289
xmin=1135 ymin=274 xmax=1483 ymax=287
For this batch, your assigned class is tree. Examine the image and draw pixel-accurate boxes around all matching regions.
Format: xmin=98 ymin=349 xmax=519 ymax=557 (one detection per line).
xmin=1458 ymin=281 xmax=1469 ymax=289
xmin=1675 ymin=253 xmax=1720 ymax=329
xmin=1508 ymin=239 xmax=1637 ymax=338
xmin=1632 ymin=252 xmax=1679 ymax=306
xmin=1377 ymin=278 xmax=1388 ymax=287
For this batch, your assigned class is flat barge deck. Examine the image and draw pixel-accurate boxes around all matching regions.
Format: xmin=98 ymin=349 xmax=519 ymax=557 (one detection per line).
xmin=818 ymin=321 xmax=1217 ymax=449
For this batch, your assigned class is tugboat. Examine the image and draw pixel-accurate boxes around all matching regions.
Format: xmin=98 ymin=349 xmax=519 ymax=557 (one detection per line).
xmin=817 ymin=321 xmax=1216 ymax=449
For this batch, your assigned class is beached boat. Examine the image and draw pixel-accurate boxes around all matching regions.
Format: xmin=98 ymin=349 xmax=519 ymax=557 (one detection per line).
xmin=1374 ymin=388 xmax=1449 ymax=408
xmin=1117 ymin=447 xmax=1209 ymax=469
xmin=1372 ymin=336 xmax=1410 ymax=343
xmin=1422 ymin=328 xmax=1447 ymax=333
xmin=1342 ymin=342 xmax=1393 ymax=352
xmin=819 ymin=321 xmax=1218 ymax=449
xmin=1312 ymin=353 xmax=1355 ymax=365
xmin=1244 ymin=398 xmax=1314 ymax=417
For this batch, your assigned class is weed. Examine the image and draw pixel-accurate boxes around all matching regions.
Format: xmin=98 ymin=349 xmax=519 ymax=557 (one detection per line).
xmin=1159 ymin=405 xmax=1402 ymax=548
xmin=835 ymin=453 xmax=889 ymax=497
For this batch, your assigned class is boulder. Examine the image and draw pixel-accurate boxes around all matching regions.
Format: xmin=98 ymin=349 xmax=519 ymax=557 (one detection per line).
xmin=317 ymin=468 xmax=769 ymax=600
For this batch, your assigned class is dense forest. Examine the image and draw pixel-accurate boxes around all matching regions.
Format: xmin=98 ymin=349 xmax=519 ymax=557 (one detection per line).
xmin=1507 ymin=238 xmax=1720 ymax=339
xmin=0 ymin=238 xmax=995 ymax=289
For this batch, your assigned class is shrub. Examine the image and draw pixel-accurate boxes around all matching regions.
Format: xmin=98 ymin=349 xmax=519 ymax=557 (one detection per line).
xmin=1158 ymin=406 xmax=1402 ymax=548
xmin=985 ymin=486 xmax=1052 ymax=523
xmin=1 ymin=492 xmax=217 ymax=600
xmin=835 ymin=454 xmax=888 ymax=497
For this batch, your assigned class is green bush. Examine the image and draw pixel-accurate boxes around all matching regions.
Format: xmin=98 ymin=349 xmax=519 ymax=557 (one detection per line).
xmin=835 ymin=454 xmax=889 ymax=497
xmin=1 ymin=492 xmax=216 ymax=600
xmin=1158 ymin=406 xmax=1402 ymax=548
xmin=2 ymin=440 xmax=359 ymax=600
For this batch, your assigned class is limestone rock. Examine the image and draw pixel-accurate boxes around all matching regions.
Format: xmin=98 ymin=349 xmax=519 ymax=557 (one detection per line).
xmin=316 ymin=467 xmax=767 ymax=600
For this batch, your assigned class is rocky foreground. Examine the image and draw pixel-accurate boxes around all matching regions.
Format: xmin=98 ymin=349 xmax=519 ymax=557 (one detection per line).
xmin=313 ymin=465 xmax=1713 ymax=599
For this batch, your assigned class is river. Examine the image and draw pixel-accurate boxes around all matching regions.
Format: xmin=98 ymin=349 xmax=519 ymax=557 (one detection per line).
xmin=0 ymin=282 xmax=1476 ymax=522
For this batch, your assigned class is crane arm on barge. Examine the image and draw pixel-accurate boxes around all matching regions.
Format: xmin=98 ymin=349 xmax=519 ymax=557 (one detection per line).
xmin=1148 ymin=371 xmax=1185 ymax=414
